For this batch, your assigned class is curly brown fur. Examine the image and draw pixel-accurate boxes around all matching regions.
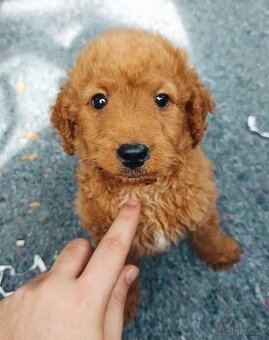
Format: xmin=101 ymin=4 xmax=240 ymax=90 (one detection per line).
xmin=51 ymin=28 xmax=241 ymax=321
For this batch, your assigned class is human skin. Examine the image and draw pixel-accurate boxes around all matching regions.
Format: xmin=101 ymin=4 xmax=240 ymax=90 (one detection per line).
xmin=0 ymin=199 xmax=140 ymax=340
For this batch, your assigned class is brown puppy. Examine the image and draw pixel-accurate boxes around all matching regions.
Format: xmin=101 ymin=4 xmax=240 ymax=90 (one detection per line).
xmin=51 ymin=28 xmax=241 ymax=320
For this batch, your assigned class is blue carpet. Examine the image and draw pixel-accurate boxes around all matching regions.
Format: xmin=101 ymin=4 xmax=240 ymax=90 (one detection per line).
xmin=0 ymin=0 xmax=268 ymax=339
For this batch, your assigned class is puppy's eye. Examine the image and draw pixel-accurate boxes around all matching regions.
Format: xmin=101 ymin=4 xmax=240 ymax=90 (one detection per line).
xmin=155 ymin=93 xmax=169 ymax=108
xmin=91 ymin=93 xmax=108 ymax=110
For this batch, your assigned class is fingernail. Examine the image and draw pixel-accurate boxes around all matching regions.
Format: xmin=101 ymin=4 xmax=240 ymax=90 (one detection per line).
xmin=125 ymin=198 xmax=139 ymax=207
xmin=126 ymin=267 xmax=139 ymax=285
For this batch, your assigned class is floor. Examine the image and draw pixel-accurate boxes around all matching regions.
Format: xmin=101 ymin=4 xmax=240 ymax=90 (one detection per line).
xmin=0 ymin=0 xmax=268 ymax=339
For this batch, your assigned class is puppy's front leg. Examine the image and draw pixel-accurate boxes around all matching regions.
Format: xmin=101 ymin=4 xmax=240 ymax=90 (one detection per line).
xmin=124 ymin=276 xmax=140 ymax=322
xmin=190 ymin=210 xmax=241 ymax=270
xmin=124 ymin=253 xmax=140 ymax=322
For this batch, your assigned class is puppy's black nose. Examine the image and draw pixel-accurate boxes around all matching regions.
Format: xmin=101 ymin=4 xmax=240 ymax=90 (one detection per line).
xmin=117 ymin=143 xmax=149 ymax=169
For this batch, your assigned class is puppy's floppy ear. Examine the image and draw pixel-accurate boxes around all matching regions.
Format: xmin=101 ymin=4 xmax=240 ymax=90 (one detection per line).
xmin=51 ymin=82 xmax=77 ymax=155
xmin=185 ymin=70 xmax=215 ymax=147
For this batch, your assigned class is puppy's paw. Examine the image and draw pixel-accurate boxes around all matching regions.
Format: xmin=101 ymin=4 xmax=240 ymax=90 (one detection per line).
xmin=197 ymin=236 xmax=241 ymax=271
xmin=124 ymin=301 xmax=139 ymax=322
xmin=124 ymin=281 xmax=140 ymax=323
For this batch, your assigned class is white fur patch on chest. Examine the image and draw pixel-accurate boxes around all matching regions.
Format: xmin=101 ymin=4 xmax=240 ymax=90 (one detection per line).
xmin=154 ymin=230 xmax=170 ymax=251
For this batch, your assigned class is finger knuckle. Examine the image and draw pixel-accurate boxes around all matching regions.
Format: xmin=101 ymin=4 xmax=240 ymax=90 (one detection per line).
xmin=54 ymin=239 xmax=91 ymax=267
xmin=68 ymin=238 xmax=90 ymax=252
xmin=36 ymin=279 xmax=55 ymax=300
xmin=14 ymin=284 xmax=29 ymax=297
xmin=104 ymin=236 xmax=125 ymax=254
xmin=112 ymin=291 xmax=125 ymax=310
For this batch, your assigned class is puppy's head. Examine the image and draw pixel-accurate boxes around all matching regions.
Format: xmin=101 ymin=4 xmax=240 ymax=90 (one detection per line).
xmin=51 ymin=29 xmax=214 ymax=182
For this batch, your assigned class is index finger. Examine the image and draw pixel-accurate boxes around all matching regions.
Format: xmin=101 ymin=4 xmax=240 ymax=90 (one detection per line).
xmin=79 ymin=199 xmax=140 ymax=308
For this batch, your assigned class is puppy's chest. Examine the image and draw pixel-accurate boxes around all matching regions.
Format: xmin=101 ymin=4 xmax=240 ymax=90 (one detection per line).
xmin=117 ymin=182 xmax=177 ymax=211
xmin=118 ymin=186 xmax=167 ymax=208
xmin=113 ymin=184 xmax=185 ymax=255
xmin=82 ymin=177 xmax=187 ymax=255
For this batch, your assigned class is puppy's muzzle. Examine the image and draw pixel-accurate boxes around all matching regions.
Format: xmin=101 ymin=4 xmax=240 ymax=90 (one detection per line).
xmin=116 ymin=143 xmax=150 ymax=169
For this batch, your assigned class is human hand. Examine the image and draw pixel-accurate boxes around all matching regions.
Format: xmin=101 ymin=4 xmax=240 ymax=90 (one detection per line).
xmin=0 ymin=198 xmax=140 ymax=340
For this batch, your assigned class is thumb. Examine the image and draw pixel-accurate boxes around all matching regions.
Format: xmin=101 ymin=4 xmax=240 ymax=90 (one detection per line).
xmin=104 ymin=265 xmax=139 ymax=340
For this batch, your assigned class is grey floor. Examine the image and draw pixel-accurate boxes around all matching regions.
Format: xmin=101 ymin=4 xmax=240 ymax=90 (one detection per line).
xmin=0 ymin=0 xmax=269 ymax=339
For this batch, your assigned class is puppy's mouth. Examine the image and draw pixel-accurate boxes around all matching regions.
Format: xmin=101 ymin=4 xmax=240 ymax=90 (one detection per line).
xmin=96 ymin=165 xmax=157 ymax=184
xmin=117 ymin=168 xmax=157 ymax=184
xmin=121 ymin=167 xmax=144 ymax=178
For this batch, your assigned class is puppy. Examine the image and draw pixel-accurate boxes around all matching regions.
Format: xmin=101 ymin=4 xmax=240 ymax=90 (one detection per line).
xmin=51 ymin=28 xmax=241 ymax=320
